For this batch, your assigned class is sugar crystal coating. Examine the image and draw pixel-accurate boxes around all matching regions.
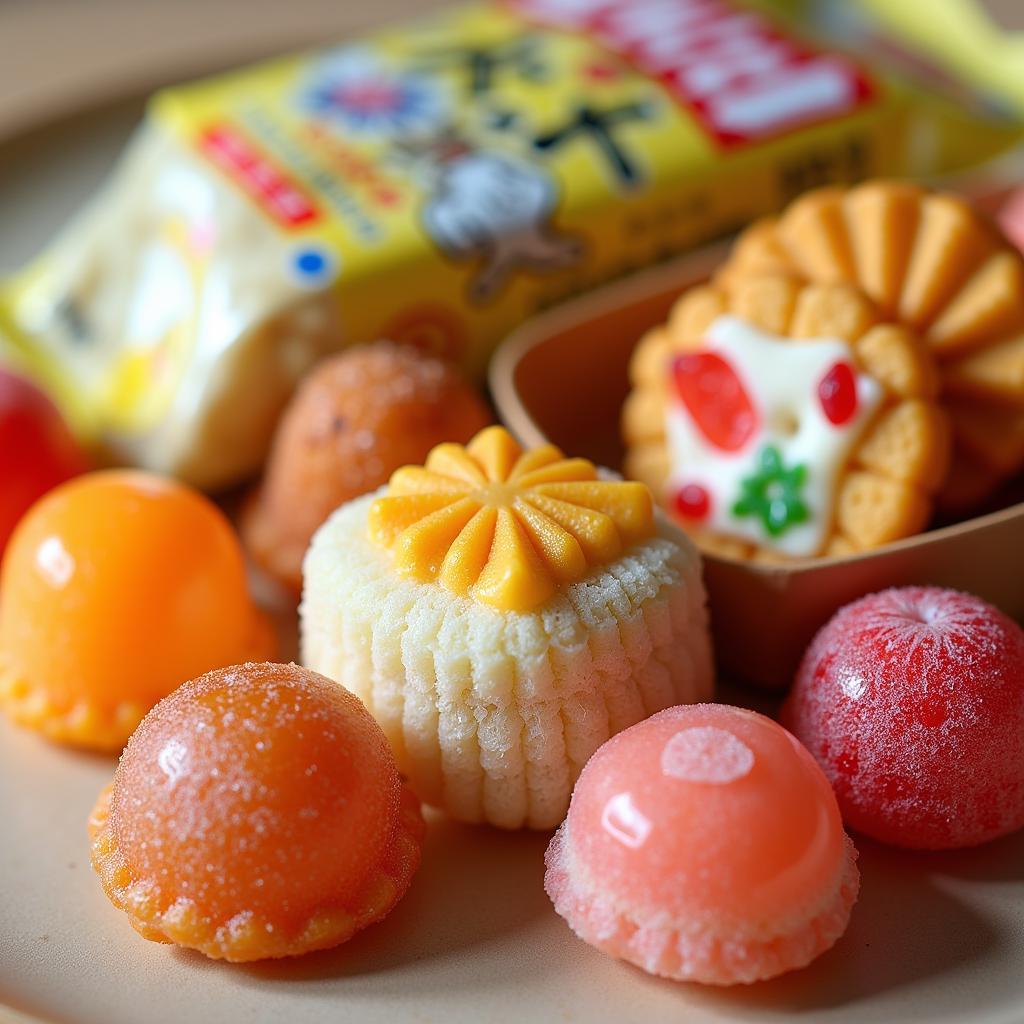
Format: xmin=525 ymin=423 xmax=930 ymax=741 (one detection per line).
xmin=91 ymin=662 xmax=425 ymax=961
xmin=545 ymin=703 xmax=859 ymax=985
xmin=114 ymin=664 xmax=395 ymax=918
xmin=784 ymin=586 xmax=1024 ymax=849
xmin=660 ymin=725 xmax=754 ymax=783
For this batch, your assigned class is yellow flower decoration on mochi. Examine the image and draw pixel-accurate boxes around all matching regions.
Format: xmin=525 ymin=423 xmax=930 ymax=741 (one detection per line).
xmin=368 ymin=427 xmax=654 ymax=611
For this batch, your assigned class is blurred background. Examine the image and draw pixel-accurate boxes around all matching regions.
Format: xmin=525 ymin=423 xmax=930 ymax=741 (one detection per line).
xmin=2 ymin=0 xmax=1021 ymax=146
xmin=0 ymin=0 xmax=451 ymax=145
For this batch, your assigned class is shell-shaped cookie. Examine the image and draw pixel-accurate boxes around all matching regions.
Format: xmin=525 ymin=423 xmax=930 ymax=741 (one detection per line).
xmin=623 ymin=275 xmax=950 ymax=558
xmin=716 ymin=182 xmax=1024 ymax=504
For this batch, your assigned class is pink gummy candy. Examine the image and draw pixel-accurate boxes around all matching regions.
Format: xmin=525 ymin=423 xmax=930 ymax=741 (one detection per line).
xmin=783 ymin=586 xmax=1024 ymax=850
xmin=544 ymin=703 xmax=859 ymax=986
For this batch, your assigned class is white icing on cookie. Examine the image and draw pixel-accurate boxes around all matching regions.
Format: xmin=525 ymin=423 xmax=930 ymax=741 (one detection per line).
xmin=665 ymin=315 xmax=882 ymax=556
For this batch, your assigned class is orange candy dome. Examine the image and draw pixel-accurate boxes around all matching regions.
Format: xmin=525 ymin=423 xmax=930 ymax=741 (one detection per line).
xmin=545 ymin=704 xmax=859 ymax=985
xmin=0 ymin=471 xmax=275 ymax=750
xmin=89 ymin=662 xmax=425 ymax=961
xmin=243 ymin=342 xmax=492 ymax=594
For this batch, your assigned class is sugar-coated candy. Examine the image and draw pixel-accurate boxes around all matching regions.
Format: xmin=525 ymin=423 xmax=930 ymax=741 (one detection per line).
xmin=545 ymin=703 xmax=859 ymax=985
xmin=784 ymin=586 xmax=1024 ymax=849
xmin=243 ymin=342 xmax=491 ymax=594
xmin=89 ymin=662 xmax=425 ymax=962
xmin=0 ymin=471 xmax=275 ymax=750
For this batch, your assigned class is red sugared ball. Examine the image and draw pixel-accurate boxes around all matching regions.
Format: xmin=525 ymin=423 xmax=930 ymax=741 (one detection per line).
xmin=0 ymin=369 xmax=87 ymax=556
xmin=783 ymin=587 xmax=1024 ymax=850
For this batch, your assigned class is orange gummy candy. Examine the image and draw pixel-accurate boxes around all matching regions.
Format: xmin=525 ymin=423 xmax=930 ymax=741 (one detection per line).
xmin=89 ymin=662 xmax=425 ymax=961
xmin=0 ymin=471 xmax=275 ymax=750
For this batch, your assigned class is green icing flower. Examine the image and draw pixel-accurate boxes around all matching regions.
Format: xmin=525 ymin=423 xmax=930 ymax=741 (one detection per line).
xmin=732 ymin=445 xmax=809 ymax=538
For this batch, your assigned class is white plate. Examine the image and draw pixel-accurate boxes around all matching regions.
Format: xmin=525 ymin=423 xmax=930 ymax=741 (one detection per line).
xmin=2 ymin=74 xmax=1024 ymax=1024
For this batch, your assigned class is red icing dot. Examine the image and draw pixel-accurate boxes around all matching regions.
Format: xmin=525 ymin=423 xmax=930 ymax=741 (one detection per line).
xmin=782 ymin=586 xmax=1024 ymax=850
xmin=674 ymin=483 xmax=711 ymax=521
xmin=818 ymin=362 xmax=858 ymax=426
xmin=672 ymin=352 xmax=759 ymax=452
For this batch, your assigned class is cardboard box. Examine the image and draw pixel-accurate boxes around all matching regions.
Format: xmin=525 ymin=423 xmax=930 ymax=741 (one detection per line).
xmin=490 ymin=241 xmax=1024 ymax=687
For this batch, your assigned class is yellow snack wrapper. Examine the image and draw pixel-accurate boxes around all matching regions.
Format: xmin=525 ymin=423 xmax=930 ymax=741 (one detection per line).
xmin=844 ymin=0 xmax=1024 ymax=120
xmin=0 ymin=0 xmax=1013 ymax=488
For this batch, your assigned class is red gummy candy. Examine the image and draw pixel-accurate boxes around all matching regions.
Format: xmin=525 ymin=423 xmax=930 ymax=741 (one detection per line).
xmin=672 ymin=352 xmax=758 ymax=453
xmin=783 ymin=586 xmax=1024 ymax=850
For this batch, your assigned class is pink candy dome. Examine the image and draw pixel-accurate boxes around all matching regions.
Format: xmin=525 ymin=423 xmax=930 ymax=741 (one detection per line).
xmin=544 ymin=703 xmax=859 ymax=985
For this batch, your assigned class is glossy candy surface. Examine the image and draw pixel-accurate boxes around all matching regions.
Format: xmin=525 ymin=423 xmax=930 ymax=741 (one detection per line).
xmin=817 ymin=361 xmax=859 ymax=426
xmin=0 ymin=368 xmax=87 ymax=556
xmin=784 ymin=587 xmax=1024 ymax=849
xmin=671 ymin=351 xmax=759 ymax=452
xmin=0 ymin=471 xmax=274 ymax=749
xmin=545 ymin=703 xmax=859 ymax=985
xmin=89 ymin=662 xmax=425 ymax=961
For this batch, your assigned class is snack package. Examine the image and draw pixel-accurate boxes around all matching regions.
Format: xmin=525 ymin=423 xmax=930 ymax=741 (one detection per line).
xmin=838 ymin=0 xmax=1024 ymax=120
xmin=0 ymin=0 xmax=1016 ymax=488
